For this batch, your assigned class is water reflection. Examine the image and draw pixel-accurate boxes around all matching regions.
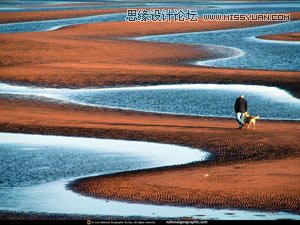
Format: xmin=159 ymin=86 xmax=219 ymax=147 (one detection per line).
xmin=138 ymin=21 xmax=300 ymax=71
xmin=0 ymin=133 xmax=299 ymax=219
xmin=1 ymin=83 xmax=299 ymax=120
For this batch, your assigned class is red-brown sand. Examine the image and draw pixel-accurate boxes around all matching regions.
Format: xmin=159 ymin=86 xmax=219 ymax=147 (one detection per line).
xmin=1 ymin=12 xmax=300 ymax=97
xmin=0 ymin=9 xmax=127 ymax=24
xmin=0 ymin=98 xmax=299 ymax=214
xmin=259 ymin=32 xmax=300 ymax=42
xmin=27 ymin=2 xmax=116 ymax=8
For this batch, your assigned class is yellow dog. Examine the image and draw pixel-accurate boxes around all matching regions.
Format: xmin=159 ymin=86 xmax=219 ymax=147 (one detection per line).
xmin=244 ymin=112 xmax=260 ymax=130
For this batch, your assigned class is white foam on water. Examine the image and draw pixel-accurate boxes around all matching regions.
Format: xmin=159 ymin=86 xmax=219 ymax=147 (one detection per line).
xmin=194 ymin=44 xmax=245 ymax=66
xmin=134 ymin=20 xmax=300 ymax=71
xmin=16 ymin=178 xmax=300 ymax=219
xmin=0 ymin=132 xmax=207 ymax=166
xmin=1 ymin=82 xmax=299 ymax=105
xmin=47 ymin=25 xmax=66 ymax=31
xmin=135 ymin=21 xmax=300 ymax=40
xmin=248 ymin=36 xmax=300 ymax=45
xmin=0 ymin=132 xmax=299 ymax=219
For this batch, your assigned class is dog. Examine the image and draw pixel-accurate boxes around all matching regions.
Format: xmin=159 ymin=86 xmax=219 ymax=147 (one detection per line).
xmin=243 ymin=112 xmax=260 ymax=130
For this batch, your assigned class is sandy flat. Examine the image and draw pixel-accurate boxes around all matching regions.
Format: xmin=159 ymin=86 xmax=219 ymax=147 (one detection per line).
xmin=1 ymin=12 xmax=300 ymax=98
xmin=0 ymin=97 xmax=299 ymax=214
xmin=0 ymin=9 xmax=127 ymax=24
xmin=259 ymin=32 xmax=300 ymax=42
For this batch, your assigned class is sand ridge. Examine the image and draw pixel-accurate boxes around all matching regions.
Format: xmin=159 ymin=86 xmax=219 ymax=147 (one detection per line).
xmin=0 ymin=9 xmax=127 ymax=24
xmin=259 ymin=32 xmax=300 ymax=42
xmin=0 ymin=97 xmax=299 ymax=213
xmin=1 ymin=12 xmax=300 ymax=98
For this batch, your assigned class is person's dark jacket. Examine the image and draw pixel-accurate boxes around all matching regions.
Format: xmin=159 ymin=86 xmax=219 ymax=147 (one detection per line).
xmin=234 ymin=97 xmax=248 ymax=113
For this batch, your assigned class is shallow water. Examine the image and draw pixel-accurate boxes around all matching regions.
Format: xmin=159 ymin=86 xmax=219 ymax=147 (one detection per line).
xmin=0 ymin=1 xmax=150 ymax=12
xmin=0 ymin=133 xmax=209 ymax=217
xmin=1 ymin=0 xmax=300 ymax=14
xmin=137 ymin=21 xmax=300 ymax=71
xmin=1 ymin=83 xmax=300 ymax=120
xmin=1 ymin=1 xmax=300 ymax=35
xmin=1 ymin=1 xmax=299 ymax=72
xmin=0 ymin=13 xmax=126 ymax=33
xmin=0 ymin=133 xmax=208 ymax=188
xmin=66 ymin=84 xmax=300 ymax=120
xmin=0 ymin=133 xmax=299 ymax=219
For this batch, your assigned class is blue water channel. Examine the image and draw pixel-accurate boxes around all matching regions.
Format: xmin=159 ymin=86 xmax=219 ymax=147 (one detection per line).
xmin=1 ymin=1 xmax=299 ymax=71
xmin=0 ymin=133 xmax=299 ymax=219
xmin=1 ymin=1 xmax=300 ymax=35
xmin=0 ymin=13 xmax=127 ymax=33
xmin=1 ymin=83 xmax=300 ymax=120
xmin=1 ymin=0 xmax=300 ymax=13
xmin=137 ymin=20 xmax=300 ymax=71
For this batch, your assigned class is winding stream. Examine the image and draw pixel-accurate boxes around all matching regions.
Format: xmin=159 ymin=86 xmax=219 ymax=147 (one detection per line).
xmin=0 ymin=13 xmax=126 ymax=33
xmin=1 ymin=133 xmax=300 ymax=219
xmin=1 ymin=1 xmax=299 ymax=71
xmin=1 ymin=83 xmax=300 ymax=120
xmin=137 ymin=21 xmax=300 ymax=71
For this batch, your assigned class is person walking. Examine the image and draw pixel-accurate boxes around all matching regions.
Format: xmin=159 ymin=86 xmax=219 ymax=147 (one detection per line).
xmin=234 ymin=95 xmax=248 ymax=129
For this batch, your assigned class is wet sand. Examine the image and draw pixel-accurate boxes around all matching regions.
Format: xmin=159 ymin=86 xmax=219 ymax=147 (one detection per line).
xmin=259 ymin=32 xmax=300 ymax=42
xmin=0 ymin=9 xmax=127 ymax=24
xmin=27 ymin=2 xmax=118 ymax=8
xmin=1 ymin=12 xmax=300 ymax=98
xmin=72 ymin=159 xmax=300 ymax=214
xmin=0 ymin=97 xmax=299 ymax=214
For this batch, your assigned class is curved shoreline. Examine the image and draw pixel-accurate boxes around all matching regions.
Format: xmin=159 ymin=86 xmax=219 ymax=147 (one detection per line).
xmin=258 ymin=32 xmax=300 ymax=42
xmin=0 ymin=97 xmax=299 ymax=214
xmin=194 ymin=44 xmax=245 ymax=67
xmin=136 ymin=20 xmax=300 ymax=71
xmin=0 ymin=9 xmax=127 ymax=24
xmin=0 ymin=82 xmax=299 ymax=121
xmin=70 ymin=158 xmax=300 ymax=215
xmin=1 ymin=13 xmax=300 ymax=98
xmin=0 ymin=133 xmax=212 ymax=218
